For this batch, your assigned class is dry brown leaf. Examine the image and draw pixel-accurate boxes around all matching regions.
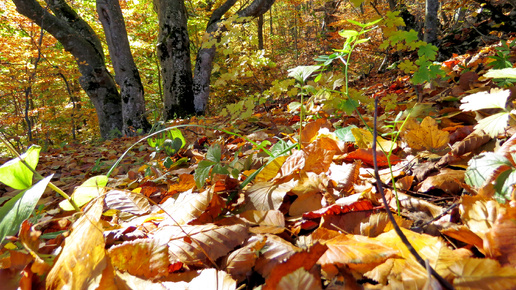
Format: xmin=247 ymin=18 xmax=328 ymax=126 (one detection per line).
xmin=188 ymin=268 xmax=236 ymax=290
xmin=403 ymin=116 xmax=450 ymax=152
xmin=108 ymin=239 xmax=169 ymax=280
xmin=223 ymin=236 xmax=266 ymax=282
xmin=316 ymin=232 xmax=398 ymax=274
xmin=460 ymin=195 xmax=500 ymax=237
xmin=243 ymin=181 xmax=296 ymax=211
xmin=291 ymin=171 xmax=329 ymax=196
xmin=485 ymin=205 xmax=516 ymax=267
xmin=303 ymin=144 xmax=335 ymax=174
xmin=418 ymin=168 xmax=465 ymax=194
xmin=168 ymin=174 xmax=196 ymax=193
xmin=104 ymin=189 xmax=150 ymax=215
xmin=300 ymin=118 xmax=332 ymax=146
xmin=238 ymin=210 xmax=285 ymax=227
xmin=46 ymin=198 xmax=106 ymax=289
xmin=161 ymin=189 xmax=213 ymax=226
xmin=441 ymin=224 xmax=485 ymax=252
xmin=255 ymin=234 xmax=301 ymax=278
xmin=357 ymin=212 xmax=413 ymax=237
xmin=437 ymin=130 xmax=491 ymax=167
xmin=328 ymin=161 xmax=361 ymax=195
xmin=276 ymin=267 xmax=322 ymax=290
xmin=263 ymin=243 xmax=327 ymax=290
xmin=450 ymin=258 xmax=516 ymax=289
xmin=289 ymin=191 xmax=323 ymax=217
xmin=366 ymin=228 xmax=456 ymax=285
xmin=154 ymin=224 xmax=248 ymax=267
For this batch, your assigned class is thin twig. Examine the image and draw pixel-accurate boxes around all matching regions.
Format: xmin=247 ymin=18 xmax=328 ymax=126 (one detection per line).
xmin=372 ymin=97 xmax=454 ymax=290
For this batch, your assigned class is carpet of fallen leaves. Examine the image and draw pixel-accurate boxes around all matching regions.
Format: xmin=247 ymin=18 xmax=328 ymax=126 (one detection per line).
xmin=2 ymin=41 xmax=516 ymax=289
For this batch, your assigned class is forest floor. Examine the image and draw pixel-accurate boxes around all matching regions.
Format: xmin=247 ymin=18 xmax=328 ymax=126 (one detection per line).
xmin=2 ymin=24 xmax=516 ymax=289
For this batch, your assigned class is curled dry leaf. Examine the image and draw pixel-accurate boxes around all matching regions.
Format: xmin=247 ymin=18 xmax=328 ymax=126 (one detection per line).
xmin=223 ymin=236 xmax=267 ymax=282
xmin=104 ymin=189 xmax=150 ymax=215
xmin=460 ymin=195 xmax=500 ymax=237
xmin=254 ymin=234 xmax=301 ymax=278
xmin=418 ymin=168 xmax=465 ymax=195
xmin=485 ymin=205 xmax=516 ymax=267
xmin=154 ymin=224 xmax=249 ymax=267
xmin=46 ymin=198 xmax=106 ymax=290
xmin=450 ymin=258 xmax=516 ymax=288
xmin=243 ymin=181 xmax=296 ymax=211
xmin=275 ymin=267 xmax=322 ymax=290
xmin=160 ymin=189 xmax=213 ymax=226
xmin=263 ymin=243 xmax=327 ymax=290
xmin=437 ymin=130 xmax=491 ymax=167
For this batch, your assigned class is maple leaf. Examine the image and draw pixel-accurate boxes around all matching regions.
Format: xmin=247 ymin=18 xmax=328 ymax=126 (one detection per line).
xmin=403 ymin=116 xmax=449 ymax=152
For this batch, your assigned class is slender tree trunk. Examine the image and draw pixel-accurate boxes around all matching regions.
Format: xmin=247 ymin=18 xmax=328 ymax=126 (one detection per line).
xmin=96 ymin=0 xmax=151 ymax=135
xmin=12 ymin=0 xmax=123 ymax=139
xmin=258 ymin=15 xmax=264 ymax=50
xmin=192 ymin=0 xmax=275 ymax=113
xmin=424 ymin=0 xmax=439 ymax=45
xmin=155 ymin=0 xmax=195 ymax=119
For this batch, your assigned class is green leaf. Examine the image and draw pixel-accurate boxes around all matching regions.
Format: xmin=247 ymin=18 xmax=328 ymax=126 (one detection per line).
xmin=59 ymin=175 xmax=108 ymax=211
xmin=0 ymin=175 xmax=52 ymax=245
xmin=339 ymin=29 xmax=359 ymax=38
xmin=494 ymin=169 xmax=516 ymax=202
xmin=460 ymin=89 xmax=510 ymax=111
xmin=465 ymin=153 xmax=510 ymax=188
xmin=168 ymin=128 xmax=186 ymax=149
xmin=194 ymin=160 xmax=216 ymax=189
xmin=206 ymin=144 xmax=222 ymax=163
xmin=335 ymin=125 xmax=358 ymax=142
xmin=0 ymin=145 xmax=41 ymax=190
xmin=270 ymin=139 xmax=295 ymax=157
xmin=417 ymin=43 xmax=438 ymax=60
xmin=163 ymin=157 xmax=174 ymax=169
xmin=484 ymin=68 xmax=516 ymax=79
xmin=287 ymin=65 xmax=321 ymax=83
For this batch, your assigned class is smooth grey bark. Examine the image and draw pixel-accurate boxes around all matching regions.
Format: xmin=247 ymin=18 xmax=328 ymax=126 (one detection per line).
xmin=192 ymin=0 xmax=275 ymax=113
xmin=155 ymin=0 xmax=195 ymax=119
xmin=424 ymin=0 xmax=439 ymax=45
xmin=97 ymin=0 xmax=151 ymax=135
xmin=12 ymin=0 xmax=123 ymax=139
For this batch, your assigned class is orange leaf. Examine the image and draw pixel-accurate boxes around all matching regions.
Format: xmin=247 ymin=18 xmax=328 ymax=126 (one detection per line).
xmin=343 ymin=148 xmax=400 ymax=167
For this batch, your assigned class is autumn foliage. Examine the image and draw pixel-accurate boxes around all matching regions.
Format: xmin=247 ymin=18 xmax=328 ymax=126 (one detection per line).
xmin=2 ymin=0 xmax=516 ymax=289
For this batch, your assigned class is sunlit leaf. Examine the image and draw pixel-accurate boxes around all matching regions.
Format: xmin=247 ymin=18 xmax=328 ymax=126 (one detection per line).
xmin=59 ymin=175 xmax=108 ymax=211
xmin=0 ymin=175 xmax=51 ymax=245
xmin=0 ymin=145 xmax=41 ymax=190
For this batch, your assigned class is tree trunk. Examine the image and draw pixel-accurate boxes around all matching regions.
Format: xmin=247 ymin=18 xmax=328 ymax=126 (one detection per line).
xmin=155 ymin=0 xmax=195 ymax=119
xmin=258 ymin=15 xmax=264 ymax=50
xmin=96 ymin=0 xmax=151 ymax=135
xmin=192 ymin=0 xmax=275 ymax=113
xmin=12 ymin=0 xmax=124 ymax=139
xmin=424 ymin=0 xmax=439 ymax=45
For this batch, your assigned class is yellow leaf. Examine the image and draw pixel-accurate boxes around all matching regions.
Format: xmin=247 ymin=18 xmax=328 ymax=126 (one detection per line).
xmin=403 ymin=116 xmax=449 ymax=152
xmin=47 ymin=198 xmax=106 ymax=289
xmin=351 ymin=127 xmax=397 ymax=151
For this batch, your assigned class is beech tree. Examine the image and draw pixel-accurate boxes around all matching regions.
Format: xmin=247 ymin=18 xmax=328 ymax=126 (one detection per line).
xmin=12 ymin=0 xmax=275 ymax=138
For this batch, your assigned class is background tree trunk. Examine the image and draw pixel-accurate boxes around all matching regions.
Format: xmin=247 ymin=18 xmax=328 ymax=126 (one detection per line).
xmin=155 ymin=0 xmax=195 ymax=119
xmin=424 ymin=0 xmax=439 ymax=45
xmin=97 ymin=0 xmax=151 ymax=135
xmin=192 ymin=0 xmax=275 ymax=113
xmin=12 ymin=0 xmax=124 ymax=139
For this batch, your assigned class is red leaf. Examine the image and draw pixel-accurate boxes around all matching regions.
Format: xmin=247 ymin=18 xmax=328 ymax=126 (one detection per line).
xmin=343 ymin=148 xmax=401 ymax=167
